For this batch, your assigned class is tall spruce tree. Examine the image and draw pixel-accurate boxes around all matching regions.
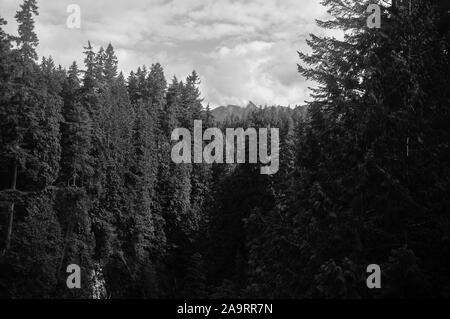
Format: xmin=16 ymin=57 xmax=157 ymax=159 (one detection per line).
xmin=290 ymin=0 xmax=450 ymax=298
xmin=0 ymin=0 xmax=62 ymax=256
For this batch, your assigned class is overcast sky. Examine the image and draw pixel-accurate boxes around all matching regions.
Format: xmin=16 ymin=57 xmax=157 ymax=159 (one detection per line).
xmin=1 ymin=0 xmax=334 ymax=107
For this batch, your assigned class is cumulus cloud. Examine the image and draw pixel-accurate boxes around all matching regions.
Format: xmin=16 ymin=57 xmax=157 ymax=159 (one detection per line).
xmin=1 ymin=0 xmax=333 ymax=107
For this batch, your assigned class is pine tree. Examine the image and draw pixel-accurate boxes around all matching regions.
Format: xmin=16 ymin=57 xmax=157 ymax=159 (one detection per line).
xmin=0 ymin=1 xmax=65 ymax=297
xmin=60 ymin=61 xmax=94 ymax=187
xmin=289 ymin=0 xmax=450 ymax=297
xmin=0 ymin=0 xmax=62 ymax=256
xmin=147 ymin=63 xmax=167 ymax=110
xmin=14 ymin=0 xmax=38 ymax=61
xmin=94 ymin=46 xmax=106 ymax=86
xmin=104 ymin=43 xmax=118 ymax=83
xmin=0 ymin=16 xmax=14 ymax=259
xmin=127 ymin=71 xmax=139 ymax=105
xmin=82 ymin=41 xmax=96 ymax=90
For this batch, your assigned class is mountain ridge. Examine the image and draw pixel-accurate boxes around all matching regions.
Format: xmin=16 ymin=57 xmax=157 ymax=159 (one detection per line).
xmin=210 ymin=101 xmax=259 ymax=122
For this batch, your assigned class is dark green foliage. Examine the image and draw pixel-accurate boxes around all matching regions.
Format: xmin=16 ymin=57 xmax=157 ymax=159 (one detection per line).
xmin=14 ymin=0 xmax=39 ymax=61
xmin=0 ymin=190 xmax=63 ymax=298
xmin=0 ymin=0 xmax=449 ymax=299
xmin=285 ymin=0 xmax=450 ymax=298
xmin=181 ymin=253 xmax=208 ymax=298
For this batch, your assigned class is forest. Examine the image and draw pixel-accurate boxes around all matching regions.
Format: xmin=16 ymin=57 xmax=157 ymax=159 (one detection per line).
xmin=0 ymin=0 xmax=449 ymax=298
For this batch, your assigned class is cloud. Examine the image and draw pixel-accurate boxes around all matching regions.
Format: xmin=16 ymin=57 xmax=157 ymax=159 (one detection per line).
xmin=1 ymin=0 xmax=333 ymax=107
xmin=197 ymin=40 xmax=312 ymax=107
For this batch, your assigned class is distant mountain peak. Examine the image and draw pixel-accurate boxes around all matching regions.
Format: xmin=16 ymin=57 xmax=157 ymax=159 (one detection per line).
xmin=211 ymin=101 xmax=259 ymax=123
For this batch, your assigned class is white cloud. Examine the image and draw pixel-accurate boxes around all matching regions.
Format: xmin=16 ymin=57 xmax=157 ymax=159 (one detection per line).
xmin=1 ymin=0 xmax=334 ymax=107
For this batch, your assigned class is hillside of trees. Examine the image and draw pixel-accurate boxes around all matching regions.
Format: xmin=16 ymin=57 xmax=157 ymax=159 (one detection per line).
xmin=0 ymin=0 xmax=449 ymax=298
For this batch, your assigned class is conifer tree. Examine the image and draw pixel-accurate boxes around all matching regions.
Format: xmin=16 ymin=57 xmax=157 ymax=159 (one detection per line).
xmin=290 ymin=0 xmax=450 ymax=297
xmin=0 ymin=0 xmax=62 ymax=256
xmin=104 ymin=43 xmax=118 ymax=83
xmin=60 ymin=61 xmax=94 ymax=187
xmin=14 ymin=0 xmax=38 ymax=61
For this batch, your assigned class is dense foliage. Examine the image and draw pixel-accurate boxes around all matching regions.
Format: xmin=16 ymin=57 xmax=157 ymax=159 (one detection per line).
xmin=0 ymin=0 xmax=449 ymax=298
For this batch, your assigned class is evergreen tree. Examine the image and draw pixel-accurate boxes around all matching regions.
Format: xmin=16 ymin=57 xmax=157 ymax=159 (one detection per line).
xmin=0 ymin=0 xmax=63 ymax=297
xmin=0 ymin=0 xmax=62 ymax=256
xmin=0 ymin=0 xmax=448 ymax=299
xmin=289 ymin=0 xmax=450 ymax=298
xmin=14 ymin=0 xmax=38 ymax=61
xmin=104 ymin=43 xmax=118 ymax=83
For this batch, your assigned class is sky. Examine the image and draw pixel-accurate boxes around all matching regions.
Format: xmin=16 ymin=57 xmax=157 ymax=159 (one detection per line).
xmin=1 ymin=0 xmax=334 ymax=108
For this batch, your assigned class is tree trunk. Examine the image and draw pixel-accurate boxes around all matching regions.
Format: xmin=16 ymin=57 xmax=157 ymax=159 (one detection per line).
xmin=2 ymin=163 xmax=17 ymax=257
